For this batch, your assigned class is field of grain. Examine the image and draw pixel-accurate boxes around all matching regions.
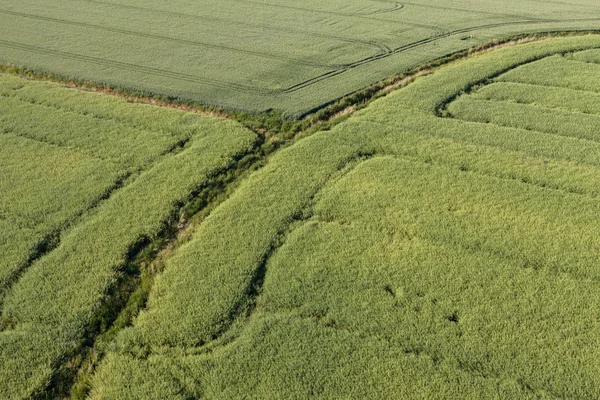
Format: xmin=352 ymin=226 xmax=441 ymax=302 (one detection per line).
xmin=0 ymin=74 xmax=258 ymax=399
xmin=86 ymin=36 xmax=600 ymax=399
xmin=1 ymin=0 xmax=600 ymax=115
xmin=3 ymin=1 xmax=600 ymax=397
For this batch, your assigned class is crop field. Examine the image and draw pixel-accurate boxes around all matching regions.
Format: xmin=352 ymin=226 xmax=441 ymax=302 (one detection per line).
xmin=1 ymin=0 xmax=600 ymax=115
xmin=52 ymin=35 xmax=600 ymax=398
xmin=3 ymin=3 xmax=600 ymax=398
xmin=0 ymin=74 xmax=258 ymax=399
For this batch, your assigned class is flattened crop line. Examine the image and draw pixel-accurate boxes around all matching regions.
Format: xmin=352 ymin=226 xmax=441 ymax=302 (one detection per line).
xmin=387 ymin=149 xmax=597 ymax=197
xmin=436 ymin=45 xmax=600 ymax=116
xmin=0 ymin=171 xmax=132 ymax=312
xmin=79 ymin=0 xmax=393 ymax=55
xmin=451 ymin=110 xmax=600 ymax=146
xmin=0 ymin=232 xmax=60 ymax=310
xmin=134 ymin=152 xmax=376 ymax=356
xmin=230 ymin=0 xmax=391 ymax=19
xmin=0 ymin=9 xmax=345 ymax=70
xmin=274 ymin=21 xmax=536 ymax=94
xmin=0 ymin=40 xmax=282 ymax=95
xmin=5 ymin=15 xmax=600 ymax=99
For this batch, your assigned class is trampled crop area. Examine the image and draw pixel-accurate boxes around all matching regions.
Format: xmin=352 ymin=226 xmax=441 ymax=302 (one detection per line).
xmin=84 ymin=36 xmax=600 ymax=398
xmin=1 ymin=0 xmax=600 ymax=115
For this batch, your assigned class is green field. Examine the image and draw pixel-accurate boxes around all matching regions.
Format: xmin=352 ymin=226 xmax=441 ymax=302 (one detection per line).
xmin=0 ymin=74 xmax=258 ymax=399
xmin=78 ymin=36 xmax=600 ymax=398
xmin=3 ymin=3 xmax=600 ymax=399
xmin=1 ymin=0 xmax=600 ymax=115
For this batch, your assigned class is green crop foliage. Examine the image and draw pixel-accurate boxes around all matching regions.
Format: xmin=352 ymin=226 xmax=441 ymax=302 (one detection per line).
xmin=1 ymin=0 xmax=600 ymax=115
xmin=0 ymin=71 xmax=251 ymax=307
xmin=0 ymin=133 xmax=121 ymax=303
xmin=0 ymin=73 xmax=258 ymax=399
xmin=468 ymin=81 xmax=600 ymax=115
xmin=90 ymin=36 xmax=600 ymax=399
